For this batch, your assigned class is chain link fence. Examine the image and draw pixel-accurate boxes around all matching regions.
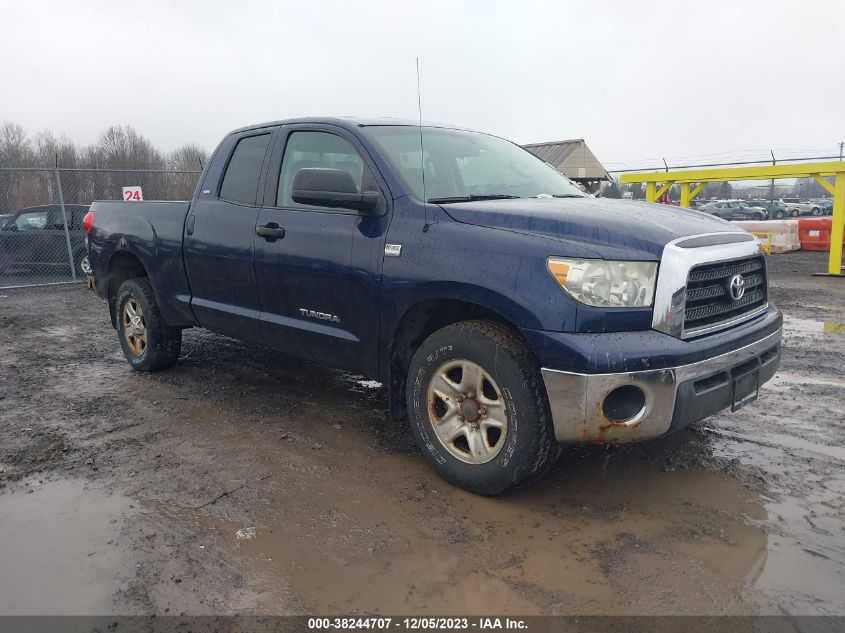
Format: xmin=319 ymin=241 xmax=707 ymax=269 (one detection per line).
xmin=0 ymin=167 xmax=201 ymax=289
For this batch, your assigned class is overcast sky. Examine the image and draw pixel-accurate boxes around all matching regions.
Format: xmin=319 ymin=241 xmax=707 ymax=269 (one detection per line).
xmin=2 ymin=0 xmax=842 ymax=169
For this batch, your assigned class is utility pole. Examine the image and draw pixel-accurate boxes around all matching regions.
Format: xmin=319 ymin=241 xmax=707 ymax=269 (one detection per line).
xmin=839 ymin=141 xmax=843 ymax=161
xmin=770 ymin=150 xmax=776 ymax=207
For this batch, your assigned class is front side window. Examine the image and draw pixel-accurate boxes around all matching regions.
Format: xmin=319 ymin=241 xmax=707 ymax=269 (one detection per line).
xmin=15 ymin=209 xmax=51 ymax=230
xmin=365 ymin=126 xmax=586 ymax=203
xmin=277 ymin=132 xmax=365 ymax=208
xmin=219 ymin=133 xmax=272 ymax=205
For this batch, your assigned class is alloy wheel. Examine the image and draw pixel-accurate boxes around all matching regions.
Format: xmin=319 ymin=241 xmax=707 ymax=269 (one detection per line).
xmin=122 ymin=298 xmax=147 ymax=357
xmin=427 ymin=359 xmax=508 ymax=464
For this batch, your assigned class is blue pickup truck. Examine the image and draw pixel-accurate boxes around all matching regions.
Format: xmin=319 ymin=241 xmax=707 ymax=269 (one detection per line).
xmin=85 ymin=118 xmax=782 ymax=495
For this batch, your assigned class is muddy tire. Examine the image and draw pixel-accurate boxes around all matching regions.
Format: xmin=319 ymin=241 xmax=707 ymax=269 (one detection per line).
xmin=115 ymin=277 xmax=181 ymax=372
xmin=406 ymin=320 xmax=559 ymax=495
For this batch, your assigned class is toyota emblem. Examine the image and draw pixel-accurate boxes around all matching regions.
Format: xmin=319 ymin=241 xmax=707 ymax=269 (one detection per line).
xmin=729 ymin=274 xmax=746 ymax=300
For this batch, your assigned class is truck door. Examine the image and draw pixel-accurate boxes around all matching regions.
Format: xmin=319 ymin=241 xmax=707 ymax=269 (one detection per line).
xmin=184 ymin=129 xmax=275 ymax=341
xmin=254 ymin=126 xmax=391 ymax=376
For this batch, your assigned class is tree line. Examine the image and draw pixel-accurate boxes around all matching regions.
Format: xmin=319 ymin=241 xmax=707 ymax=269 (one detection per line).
xmin=0 ymin=121 xmax=206 ymax=171
xmin=0 ymin=122 xmax=208 ymax=212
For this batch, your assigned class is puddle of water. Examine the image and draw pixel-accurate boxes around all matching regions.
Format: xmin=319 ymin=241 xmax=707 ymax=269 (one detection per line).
xmin=145 ymin=358 xmax=845 ymax=615
xmin=188 ymin=449 xmax=774 ymax=615
xmin=0 ymin=479 xmax=136 ymax=615
xmin=755 ymin=484 xmax=845 ymax=615
xmin=782 ymin=315 xmax=845 ymax=338
xmin=704 ymin=426 xmax=845 ymax=462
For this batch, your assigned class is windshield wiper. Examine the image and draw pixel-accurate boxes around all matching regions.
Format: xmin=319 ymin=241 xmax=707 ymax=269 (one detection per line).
xmin=427 ymin=194 xmax=521 ymax=204
xmin=551 ymin=194 xmax=585 ymax=198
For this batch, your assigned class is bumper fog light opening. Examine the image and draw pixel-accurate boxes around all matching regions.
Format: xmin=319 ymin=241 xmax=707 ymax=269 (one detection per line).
xmin=602 ymin=385 xmax=647 ymax=426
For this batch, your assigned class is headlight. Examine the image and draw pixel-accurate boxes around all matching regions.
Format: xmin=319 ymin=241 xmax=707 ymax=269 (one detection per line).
xmin=546 ymin=258 xmax=657 ymax=307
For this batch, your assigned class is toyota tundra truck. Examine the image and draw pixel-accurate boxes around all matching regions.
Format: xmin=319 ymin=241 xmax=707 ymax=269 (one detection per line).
xmin=84 ymin=118 xmax=782 ymax=495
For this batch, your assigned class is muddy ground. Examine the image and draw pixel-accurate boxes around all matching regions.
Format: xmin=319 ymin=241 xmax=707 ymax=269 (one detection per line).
xmin=0 ymin=250 xmax=843 ymax=617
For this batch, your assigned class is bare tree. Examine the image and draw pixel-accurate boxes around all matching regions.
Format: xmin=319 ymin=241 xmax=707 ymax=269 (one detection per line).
xmin=34 ymin=130 xmax=79 ymax=168
xmin=95 ymin=125 xmax=165 ymax=170
xmin=1 ymin=121 xmax=209 ymax=208
xmin=168 ymin=144 xmax=207 ymax=171
xmin=0 ymin=121 xmax=34 ymax=166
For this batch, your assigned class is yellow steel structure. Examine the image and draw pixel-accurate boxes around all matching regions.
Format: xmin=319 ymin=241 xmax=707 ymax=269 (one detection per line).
xmin=620 ymin=161 xmax=845 ymax=276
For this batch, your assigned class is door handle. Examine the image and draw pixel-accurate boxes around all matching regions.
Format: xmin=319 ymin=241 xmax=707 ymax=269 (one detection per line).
xmin=256 ymin=223 xmax=285 ymax=241
xmin=186 ymin=215 xmax=196 ymax=236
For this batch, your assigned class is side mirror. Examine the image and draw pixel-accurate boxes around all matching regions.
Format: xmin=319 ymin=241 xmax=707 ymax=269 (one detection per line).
xmin=291 ymin=168 xmax=383 ymax=215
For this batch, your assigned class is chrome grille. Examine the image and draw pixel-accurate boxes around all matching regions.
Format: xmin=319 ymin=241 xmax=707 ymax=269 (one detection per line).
xmin=683 ymin=256 xmax=767 ymax=335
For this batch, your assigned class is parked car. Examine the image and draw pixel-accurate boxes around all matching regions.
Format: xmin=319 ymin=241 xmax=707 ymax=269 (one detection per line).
xmin=781 ymin=198 xmax=822 ymax=217
xmin=85 ymin=117 xmax=782 ymax=495
xmin=810 ymin=198 xmax=833 ymax=215
xmin=749 ymin=199 xmax=789 ymax=219
xmin=0 ymin=204 xmax=91 ymax=276
xmin=0 ymin=213 xmax=12 ymax=228
xmin=698 ymin=200 xmax=767 ymax=221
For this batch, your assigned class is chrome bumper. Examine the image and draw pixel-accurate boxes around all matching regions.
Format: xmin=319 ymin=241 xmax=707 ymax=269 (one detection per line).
xmin=540 ymin=328 xmax=782 ymax=444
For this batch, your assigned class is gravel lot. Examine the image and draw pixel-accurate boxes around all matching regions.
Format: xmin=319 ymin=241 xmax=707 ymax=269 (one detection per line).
xmin=1 ymin=250 xmax=843 ymax=616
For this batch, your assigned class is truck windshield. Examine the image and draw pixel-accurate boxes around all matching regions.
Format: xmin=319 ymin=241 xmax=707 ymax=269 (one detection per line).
xmin=365 ymin=126 xmax=587 ymax=203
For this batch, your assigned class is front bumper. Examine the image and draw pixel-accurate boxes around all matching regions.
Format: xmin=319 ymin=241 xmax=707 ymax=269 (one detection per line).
xmin=541 ymin=328 xmax=781 ymax=444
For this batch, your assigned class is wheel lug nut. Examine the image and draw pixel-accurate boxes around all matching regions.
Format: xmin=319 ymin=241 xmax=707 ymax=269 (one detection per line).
xmin=458 ymin=415 xmax=465 ymax=422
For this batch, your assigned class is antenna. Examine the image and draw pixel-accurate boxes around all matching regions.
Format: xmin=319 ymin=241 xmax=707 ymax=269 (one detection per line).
xmin=416 ymin=58 xmax=429 ymax=231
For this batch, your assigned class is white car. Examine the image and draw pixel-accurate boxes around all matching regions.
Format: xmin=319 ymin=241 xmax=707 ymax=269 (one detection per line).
xmin=781 ymin=198 xmax=823 ymax=217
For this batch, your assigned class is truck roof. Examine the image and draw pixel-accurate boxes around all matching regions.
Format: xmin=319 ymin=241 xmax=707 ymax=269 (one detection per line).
xmin=230 ymin=116 xmax=478 ymax=135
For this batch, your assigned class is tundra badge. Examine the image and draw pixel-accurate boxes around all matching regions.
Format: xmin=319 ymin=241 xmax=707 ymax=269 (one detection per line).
xmin=299 ymin=309 xmax=341 ymax=324
xmin=384 ymin=244 xmax=402 ymax=257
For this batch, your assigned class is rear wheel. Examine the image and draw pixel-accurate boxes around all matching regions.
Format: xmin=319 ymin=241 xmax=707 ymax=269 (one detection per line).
xmin=74 ymin=251 xmax=91 ymax=276
xmin=115 ymin=277 xmax=181 ymax=371
xmin=811 ymin=207 xmax=821 ymax=216
xmin=406 ymin=321 xmax=559 ymax=495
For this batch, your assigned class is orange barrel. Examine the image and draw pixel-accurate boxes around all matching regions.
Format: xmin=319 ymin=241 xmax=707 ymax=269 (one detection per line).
xmin=798 ymin=218 xmax=832 ymax=251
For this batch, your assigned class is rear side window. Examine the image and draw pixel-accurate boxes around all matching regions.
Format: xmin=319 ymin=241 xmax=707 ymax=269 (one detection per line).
xmin=219 ymin=134 xmax=272 ymax=205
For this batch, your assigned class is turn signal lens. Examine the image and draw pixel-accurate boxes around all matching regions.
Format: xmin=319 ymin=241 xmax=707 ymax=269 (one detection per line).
xmin=546 ymin=257 xmax=658 ymax=308
xmin=547 ymin=260 xmax=570 ymax=285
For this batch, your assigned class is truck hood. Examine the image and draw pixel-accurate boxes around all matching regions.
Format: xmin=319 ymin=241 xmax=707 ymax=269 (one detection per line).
xmin=439 ymin=197 xmax=739 ymax=260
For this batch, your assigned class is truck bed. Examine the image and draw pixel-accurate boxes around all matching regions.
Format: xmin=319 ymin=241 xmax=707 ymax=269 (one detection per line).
xmin=87 ymin=200 xmax=195 ymax=327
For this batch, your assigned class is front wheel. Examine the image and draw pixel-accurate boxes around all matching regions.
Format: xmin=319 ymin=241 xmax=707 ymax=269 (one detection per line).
xmin=811 ymin=207 xmax=821 ymax=216
xmin=115 ymin=277 xmax=182 ymax=371
xmin=406 ymin=321 xmax=559 ymax=495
